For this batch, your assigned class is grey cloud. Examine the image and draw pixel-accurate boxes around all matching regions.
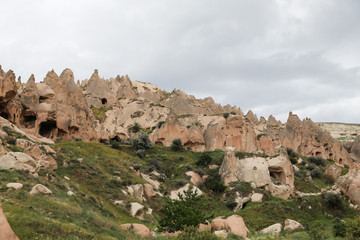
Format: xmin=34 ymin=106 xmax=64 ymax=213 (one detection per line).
xmin=0 ymin=0 xmax=359 ymax=122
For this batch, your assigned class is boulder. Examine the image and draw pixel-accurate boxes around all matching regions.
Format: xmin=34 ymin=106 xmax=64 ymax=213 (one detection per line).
xmin=336 ymin=169 xmax=360 ymax=206
xmin=130 ymin=202 xmax=145 ymax=218
xmin=169 ymin=183 xmax=202 ymax=200
xmin=211 ymin=217 xmax=227 ymax=230
xmin=0 ymin=203 xmax=19 ymax=240
xmin=323 ymin=164 xmax=342 ymax=180
xmin=214 ymin=230 xmax=228 ymax=238
xmin=284 ymin=219 xmax=304 ymax=231
xmin=120 ymin=223 xmax=152 ymax=238
xmin=185 ymin=171 xmax=203 ymax=185
xmin=251 ymin=193 xmax=263 ymax=202
xmin=198 ymin=220 xmax=211 ymax=232
xmin=260 ymin=223 xmax=282 ymax=235
xmin=127 ymin=184 xmax=144 ymax=202
xmin=225 ymin=215 xmax=249 ymax=238
xmin=144 ymin=183 xmax=156 ymax=198
xmin=6 ymin=183 xmax=23 ymax=190
xmin=29 ymin=184 xmax=52 ymax=195
xmin=0 ymin=152 xmax=39 ymax=173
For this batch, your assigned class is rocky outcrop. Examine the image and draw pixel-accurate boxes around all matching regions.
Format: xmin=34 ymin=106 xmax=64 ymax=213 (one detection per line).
xmin=0 ymin=66 xmax=17 ymax=105
xmin=84 ymin=70 xmax=116 ymax=107
xmin=0 ymin=152 xmax=39 ymax=173
xmin=336 ymin=169 xmax=360 ymax=206
xmin=120 ymin=223 xmax=152 ymax=238
xmin=0 ymin=204 xmax=19 ymax=240
xmin=284 ymin=219 xmax=304 ymax=231
xmin=260 ymin=223 xmax=282 ymax=235
xmin=219 ymin=146 xmax=294 ymax=199
xmin=30 ymin=184 xmax=52 ymax=195
xmin=210 ymin=215 xmax=249 ymax=239
xmin=323 ymin=164 xmax=342 ymax=180
xmin=351 ymin=136 xmax=360 ymax=163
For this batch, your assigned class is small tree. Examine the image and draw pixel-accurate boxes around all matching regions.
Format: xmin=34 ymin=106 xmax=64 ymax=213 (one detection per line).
xmin=171 ymin=139 xmax=183 ymax=151
xmin=159 ymin=190 xmax=206 ymax=232
xmin=130 ymin=131 xmax=153 ymax=150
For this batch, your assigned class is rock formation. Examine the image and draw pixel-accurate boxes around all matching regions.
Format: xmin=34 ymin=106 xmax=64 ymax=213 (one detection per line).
xmin=336 ymin=169 xmax=360 ymax=206
xmin=0 ymin=65 xmax=353 ymax=167
xmin=219 ymin=146 xmax=294 ymax=199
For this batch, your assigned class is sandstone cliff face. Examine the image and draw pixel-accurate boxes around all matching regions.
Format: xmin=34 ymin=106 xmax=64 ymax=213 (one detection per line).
xmin=337 ymin=169 xmax=360 ymax=206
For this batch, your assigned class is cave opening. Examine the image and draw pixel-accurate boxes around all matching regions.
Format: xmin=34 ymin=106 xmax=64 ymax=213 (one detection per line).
xmin=315 ymin=151 xmax=322 ymax=157
xmin=39 ymin=120 xmax=57 ymax=138
xmin=101 ymin=98 xmax=107 ymax=105
xmin=0 ymin=112 xmax=9 ymax=119
xmin=268 ymin=166 xmax=285 ymax=184
xmin=110 ymin=136 xmax=121 ymax=142
xmin=22 ymin=115 xmax=37 ymax=128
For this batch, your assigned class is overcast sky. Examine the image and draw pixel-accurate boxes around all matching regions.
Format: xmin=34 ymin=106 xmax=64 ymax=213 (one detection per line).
xmin=1 ymin=0 xmax=359 ymax=123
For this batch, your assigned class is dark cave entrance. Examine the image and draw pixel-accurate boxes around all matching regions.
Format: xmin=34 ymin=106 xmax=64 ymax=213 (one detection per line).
xmin=268 ymin=166 xmax=286 ymax=184
xmin=39 ymin=120 xmax=57 ymax=138
xmin=101 ymin=98 xmax=107 ymax=105
xmin=22 ymin=115 xmax=37 ymax=128
xmin=0 ymin=112 xmax=9 ymax=119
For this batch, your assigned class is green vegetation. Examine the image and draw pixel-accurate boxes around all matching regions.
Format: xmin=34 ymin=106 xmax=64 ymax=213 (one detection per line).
xmin=171 ymin=139 xmax=183 ymax=151
xmin=90 ymin=105 xmax=109 ymax=122
xmin=159 ymin=190 xmax=207 ymax=232
xmin=1 ymin=138 xmax=359 ymax=239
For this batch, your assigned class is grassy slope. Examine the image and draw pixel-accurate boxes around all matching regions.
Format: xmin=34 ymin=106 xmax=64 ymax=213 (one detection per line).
xmin=0 ymin=141 xmax=359 ymax=239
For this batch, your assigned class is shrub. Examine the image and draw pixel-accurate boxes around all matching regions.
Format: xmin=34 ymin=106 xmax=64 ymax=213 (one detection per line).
xmin=204 ymin=169 xmax=226 ymax=193
xmin=178 ymin=155 xmax=184 ymax=161
xmin=157 ymin=121 xmax=165 ymax=128
xmin=171 ymin=139 xmax=183 ymax=151
xmin=196 ymin=153 xmax=213 ymax=166
xmin=110 ymin=140 xmax=120 ymax=150
xmin=311 ymin=168 xmax=322 ymax=179
xmin=322 ymin=193 xmax=343 ymax=210
xmin=136 ymin=149 xmax=146 ymax=159
xmin=128 ymin=122 xmax=141 ymax=133
xmin=346 ymin=217 xmax=360 ymax=240
xmin=230 ymin=181 xmax=253 ymax=197
xmin=223 ymin=112 xmax=230 ymax=119
xmin=175 ymin=179 xmax=187 ymax=187
xmin=333 ymin=218 xmax=346 ymax=238
xmin=159 ymin=190 xmax=207 ymax=232
xmin=294 ymin=171 xmax=304 ymax=178
xmin=226 ymin=201 xmax=238 ymax=210
xmin=194 ymin=168 xmax=205 ymax=177
xmin=308 ymin=156 xmax=326 ymax=166
xmin=130 ymin=131 xmax=153 ymax=150
xmin=226 ymin=233 xmax=244 ymax=240
xmin=306 ymin=164 xmax=316 ymax=171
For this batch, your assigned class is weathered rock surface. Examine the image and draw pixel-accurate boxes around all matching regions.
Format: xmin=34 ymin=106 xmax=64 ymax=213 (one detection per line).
xmin=6 ymin=183 xmax=23 ymax=190
xmin=284 ymin=219 xmax=304 ymax=231
xmin=0 ymin=152 xmax=39 ymax=173
xmin=120 ymin=223 xmax=152 ymax=238
xmin=219 ymin=146 xmax=294 ymax=199
xmin=260 ymin=223 xmax=282 ymax=235
xmin=323 ymin=164 xmax=342 ymax=180
xmin=0 ymin=203 xmax=19 ymax=240
xmin=185 ymin=171 xmax=203 ymax=185
xmin=336 ymin=169 xmax=360 ymax=206
xmin=211 ymin=215 xmax=249 ymax=239
xmin=351 ymin=136 xmax=360 ymax=163
xmin=30 ymin=184 xmax=52 ymax=195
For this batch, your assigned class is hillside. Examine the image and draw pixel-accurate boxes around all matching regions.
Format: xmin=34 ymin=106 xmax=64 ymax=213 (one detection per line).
xmin=1 ymin=66 xmax=360 ymax=239
xmin=318 ymin=122 xmax=360 ymax=144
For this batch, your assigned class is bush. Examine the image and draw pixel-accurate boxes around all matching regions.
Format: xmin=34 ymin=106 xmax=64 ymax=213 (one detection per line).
xmin=178 ymin=155 xmax=184 ymax=161
xmin=308 ymin=156 xmax=326 ymax=166
xmin=128 ymin=122 xmax=141 ymax=133
xmin=294 ymin=171 xmax=304 ymax=178
xmin=311 ymin=168 xmax=322 ymax=179
xmin=174 ymin=226 xmax=220 ymax=240
xmin=204 ymin=169 xmax=226 ymax=193
xmin=175 ymin=179 xmax=187 ymax=187
xmin=159 ymin=190 xmax=207 ymax=232
xmin=333 ymin=218 xmax=346 ymax=237
xmin=346 ymin=217 xmax=360 ymax=240
xmin=196 ymin=153 xmax=213 ymax=166
xmin=194 ymin=168 xmax=205 ymax=177
xmin=130 ymin=131 xmax=153 ymax=150
xmin=322 ymin=193 xmax=343 ymax=210
xmin=223 ymin=112 xmax=229 ymax=119
xmin=226 ymin=233 xmax=244 ymax=240
xmin=136 ymin=149 xmax=146 ymax=159
xmin=171 ymin=139 xmax=183 ymax=151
